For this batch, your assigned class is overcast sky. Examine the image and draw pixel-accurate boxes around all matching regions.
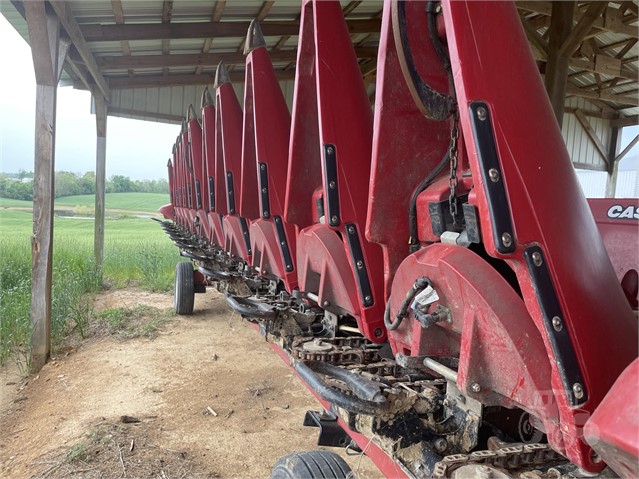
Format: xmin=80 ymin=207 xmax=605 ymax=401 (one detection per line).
xmin=0 ymin=14 xmax=636 ymax=182
xmin=0 ymin=15 xmax=177 ymax=181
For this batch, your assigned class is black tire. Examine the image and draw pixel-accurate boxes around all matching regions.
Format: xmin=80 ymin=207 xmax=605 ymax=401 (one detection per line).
xmin=174 ymin=262 xmax=195 ymax=315
xmin=270 ymin=451 xmax=353 ymax=479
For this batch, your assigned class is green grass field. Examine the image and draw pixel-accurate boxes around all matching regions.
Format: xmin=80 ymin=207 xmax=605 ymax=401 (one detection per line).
xmin=55 ymin=192 xmax=169 ymax=213
xmin=0 ymin=193 xmax=179 ymax=365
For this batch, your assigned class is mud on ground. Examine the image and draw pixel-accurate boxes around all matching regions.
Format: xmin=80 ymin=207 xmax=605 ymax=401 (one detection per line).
xmin=0 ymin=289 xmax=382 ymax=479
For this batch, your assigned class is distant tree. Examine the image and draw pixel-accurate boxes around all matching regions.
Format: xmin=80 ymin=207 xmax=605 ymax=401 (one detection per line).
xmin=107 ymin=175 xmax=135 ymax=193
xmin=54 ymin=171 xmax=82 ymax=198
xmin=0 ymin=174 xmax=33 ymax=200
xmin=78 ymin=171 xmax=96 ymax=195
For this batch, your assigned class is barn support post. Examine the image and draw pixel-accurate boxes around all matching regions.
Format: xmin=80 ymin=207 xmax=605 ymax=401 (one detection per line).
xmin=544 ymin=2 xmax=575 ymax=128
xmin=605 ymin=127 xmax=621 ymax=198
xmin=24 ymin=1 xmax=70 ymax=373
xmin=94 ymin=94 xmax=107 ymax=272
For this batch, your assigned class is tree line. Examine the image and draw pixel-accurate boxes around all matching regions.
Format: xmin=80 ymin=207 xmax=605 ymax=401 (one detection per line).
xmin=0 ymin=171 xmax=168 ymax=201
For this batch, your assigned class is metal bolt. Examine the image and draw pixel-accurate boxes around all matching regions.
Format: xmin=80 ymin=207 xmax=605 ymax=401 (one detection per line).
xmin=477 ymin=106 xmax=487 ymax=121
xmin=501 ymin=232 xmax=512 ymax=247
xmin=281 ymin=241 xmax=286 ymax=246
xmin=471 ymin=383 xmax=482 ymax=393
xmin=322 ymin=300 xmax=330 ymax=307
xmin=286 ymin=264 xmax=292 ymax=269
xmin=262 ymin=269 xmax=267 ymax=275
xmin=348 ymin=226 xmax=355 ymax=234
xmin=227 ymin=172 xmax=232 ymax=176
xmin=434 ymin=438 xmax=447 ymax=452
xmin=329 ymin=180 xmax=336 ymax=189
xmin=327 ymin=146 xmax=334 ymax=154
xmin=374 ymin=328 xmax=383 ymax=338
xmin=260 ymin=164 xmax=266 ymax=170
xmin=331 ymin=215 xmax=338 ymax=224
xmin=263 ymin=211 xmax=269 ymax=217
xmin=262 ymin=187 xmax=267 ymax=193
xmin=532 ymin=251 xmax=543 ymax=266
xmin=488 ymin=168 xmax=500 ymax=182
xmin=573 ymin=383 xmax=584 ymax=400
xmin=356 ymin=260 xmax=363 ymax=269
xmin=365 ymin=295 xmax=372 ymax=303
xmin=274 ymin=217 xmax=280 ymax=223
xmin=552 ymin=316 xmax=563 ymax=332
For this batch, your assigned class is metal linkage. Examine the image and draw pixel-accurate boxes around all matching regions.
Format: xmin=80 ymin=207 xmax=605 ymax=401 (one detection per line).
xmin=291 ymin=337 xmax=384 ymax=365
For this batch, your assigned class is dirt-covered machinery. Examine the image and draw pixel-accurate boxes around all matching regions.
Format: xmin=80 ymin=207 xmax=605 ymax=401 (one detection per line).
xmin=156 ymin=1 xmax=639 ymax=478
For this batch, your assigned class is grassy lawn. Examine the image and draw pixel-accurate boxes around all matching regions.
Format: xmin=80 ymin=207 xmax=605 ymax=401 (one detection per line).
xmin=0 ymin=197 xmax=33 ymax=208
xmin=0 ymin=194 xmax=179 ymax=365
xmin=55 ymin=192 xmax=169 ymax=213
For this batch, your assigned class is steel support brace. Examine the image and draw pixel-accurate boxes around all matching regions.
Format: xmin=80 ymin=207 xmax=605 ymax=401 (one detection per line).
xmin=303 ymin=410 xmax=350 ymax=448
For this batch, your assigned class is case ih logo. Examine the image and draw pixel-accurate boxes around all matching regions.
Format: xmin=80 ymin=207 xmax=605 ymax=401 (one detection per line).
xmin=607 ymin=205 xmax=639 ymax=220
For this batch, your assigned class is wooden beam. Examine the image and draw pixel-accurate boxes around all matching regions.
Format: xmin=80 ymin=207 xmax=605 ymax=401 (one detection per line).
xmin=108 ymin=70 xmax=296 ymax=89
xmin=611 ymin=114 xmax=639 ymax=127
xmin=49 ymin=1 xmax=110 ymax=100
xmin=559 ymin=2 xmax=607 ymax=57
xmin=520 ymin=16 xmax=548 ymax=58
xmin=517 ymin=2 xmax=639 ymax=37
xmin=615 ymin=133 xmax=639 ymax=162
xmin=575 ymin=109 xmax=610 ymax=165
xmin=95 ymin=47 xmax=376 ymax=70
xmin=342 ymin=1 xmax=362 ymax=16
xmin=544 ymin=1 xmax=575 ymax=127
xmin=111 ymin=0 xmax=133 ymax=76
xmin=572 ymin=161 xmax=607 ymax=172
xmin=161 ymin=1 xmax=173 ymax=75
xmin=567 ymin=85 xmax=639 ymax=107
xmin=24 ymin=1 xmax=67 ymax=373
xmin=94 ymin=94 xmax=107 ymax=271
xmin=108 ymin=106 xmax=183 ymax=123
xmin=195 ymin=1 xmax=226 ymax=75
xmin=80 ymin=19 xmax=381 ymax=42
xmin=605 ymin=127 xmax=621 ymax=197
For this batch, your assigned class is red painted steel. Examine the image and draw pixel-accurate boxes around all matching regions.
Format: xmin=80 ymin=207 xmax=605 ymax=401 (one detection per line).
xmin=201 ymin=89 xmax=226 ymax=248
xmin=442 ymin=1 xmax=637 ymax=469
xmin=188 ymin=110 xmax=211 ymax=241
xmin=215 ymin=70 xmax=251 ymax=261
xmin=367 ymin=0 xmax=453 ymax=298
xmin=243 ymin=37 xmax=298 ymax=290
xmin=588 ymin=198 xmax=639 ymax=309
xmin=584 ymin=358 xmax=639 ymax=479
xmin=285 ymin=0 xmax=386 ymax=342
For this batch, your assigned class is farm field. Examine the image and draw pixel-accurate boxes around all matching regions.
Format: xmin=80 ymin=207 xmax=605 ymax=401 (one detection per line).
xmin=0 ymin=193 xmax=179 ymax=364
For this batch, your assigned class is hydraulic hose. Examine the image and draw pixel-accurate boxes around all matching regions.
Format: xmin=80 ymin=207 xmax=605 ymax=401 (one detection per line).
xmin=294 ymin=360 xmax=388 ymax=415
xmin=384 ymin=276 xmax=432 ymax=330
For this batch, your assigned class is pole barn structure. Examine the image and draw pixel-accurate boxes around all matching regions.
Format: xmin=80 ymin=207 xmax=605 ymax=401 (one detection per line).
xmin=0 ymin=0 xmax=636 ymax=373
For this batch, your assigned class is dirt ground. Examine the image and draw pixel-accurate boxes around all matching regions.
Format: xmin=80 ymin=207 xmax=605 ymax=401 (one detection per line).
xmin=0 ymin=289 xmax=382 ymax=479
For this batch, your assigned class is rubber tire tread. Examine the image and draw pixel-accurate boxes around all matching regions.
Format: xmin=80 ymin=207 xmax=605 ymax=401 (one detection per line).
xmin=174 ymin=261 xmax=195 ymax=315
xmin=270 ymin=450 xmax=352 ymax=479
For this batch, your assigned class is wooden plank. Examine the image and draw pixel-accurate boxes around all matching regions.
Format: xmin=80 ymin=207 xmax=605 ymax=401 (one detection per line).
xmin=96 ymin=47 xmax=376 ymax=70
xmin=108 ymin=106 xmax=183 ymax=123
xmin=605 ymin=127 xmax=621 ymax=197
xmin=594 ymin=54 xmax=623 ymax=77
xmin=559 ymin=2 xmax=607 ymax=57
xmin=49 ymin=1 xmax=111 ymax=100
xmin=611 ymin=114 xmax=639 ymax=127
xmin=80 ymin=19 xmax=381 ymax=42
xmin=94 ymin=94 xmax=107 ymax=271
xmin=520 ymin=16 xmax=548 ymax=58
xmin=575 ymin=109 xmax=610 ymax=165
xmin=108 ymin=70 xmax=296 ymax=89
xmin=615 ymin=133 xmax=639 ymax=162
xmin=572 ymin=161 xmax=607 ymax=172
xmin=111 ymin=0 xmax=133 ymax=75
xmin=567 ymin=85 xmax=638 ymax=107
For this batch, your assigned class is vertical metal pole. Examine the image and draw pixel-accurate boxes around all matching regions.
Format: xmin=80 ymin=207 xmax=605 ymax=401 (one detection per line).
xmin=94 ymin=94 xmax=107 ymax=272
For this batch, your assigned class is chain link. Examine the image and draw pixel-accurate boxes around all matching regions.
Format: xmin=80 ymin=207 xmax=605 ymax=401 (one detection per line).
xmin=432 ymin=443 xmax=562 ymax=478
xmin=448 ymin=110 xmax=460 ymax=228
